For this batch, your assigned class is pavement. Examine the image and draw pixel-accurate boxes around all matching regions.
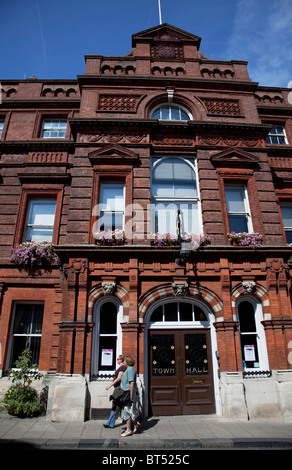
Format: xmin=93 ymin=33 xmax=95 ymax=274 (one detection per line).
xmin=1 ymin=409 xmax=292 ymax=452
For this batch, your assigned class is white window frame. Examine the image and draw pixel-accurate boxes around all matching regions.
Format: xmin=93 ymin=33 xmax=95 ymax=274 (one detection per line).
xmin=147 ymin=298 xmax=210 ymax=329
xmin=150 ymin=104 xmax=192 ymax=121
xmin=279 ymin=202 xmax=292 ymax=244
xmin=23 ymin=199 xmax=56 ymax=242
xmin=225 ymin=184 xmax=253 ymax=233
xmin=41 ymin=119 xmax=67 ymax=138
xmin=91 ymin=297 xmax=123 ymax=378
xmin=7 ymin=302 xmax=44 ymax=370
xmin=265 ymin=126 xmax=287 ymax=145
xmin=237 ymin=296 xmax=269 ymax=372
xmin=98 ymin=182 xmax=125 ymax=231
xmin=150 ymin=156 xmax=202 ymax=235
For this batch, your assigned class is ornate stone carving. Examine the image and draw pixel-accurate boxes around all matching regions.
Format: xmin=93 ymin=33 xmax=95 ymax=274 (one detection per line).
xmin=172 ymin=282 xmax=188 ymax=297
xmin=242 ymin=281 xmax=256 ymax=294
xmin=102 ymin=281 xmax=116 ymax=296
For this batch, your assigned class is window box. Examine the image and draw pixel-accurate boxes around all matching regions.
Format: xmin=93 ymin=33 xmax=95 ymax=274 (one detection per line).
xmin=227 ymin=232 xmax=263 ymax=247
xmin=10 ymin=241 xmax=59 ymax=273
xmin=148 ymin=232 xmax=211 ymax=248
xmin=94 ymin=229 xmax=127 ymax=245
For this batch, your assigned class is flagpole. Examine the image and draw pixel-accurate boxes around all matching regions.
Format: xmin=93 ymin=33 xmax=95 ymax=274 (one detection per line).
xmin=158 ymin=0 xmax=162 ymax=24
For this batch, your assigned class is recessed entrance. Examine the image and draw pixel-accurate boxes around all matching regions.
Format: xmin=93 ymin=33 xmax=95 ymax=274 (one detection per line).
xmin=149 ymin=328 xmax=215 ymax=415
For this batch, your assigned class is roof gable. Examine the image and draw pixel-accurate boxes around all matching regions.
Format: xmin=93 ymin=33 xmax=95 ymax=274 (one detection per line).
xmin=211 ymin=148 xmax=259 ymax=168
xmin=132 ymin=23 xmax=201 ymax=47
xmin=88 ymin=144 xmax=139 ymax=164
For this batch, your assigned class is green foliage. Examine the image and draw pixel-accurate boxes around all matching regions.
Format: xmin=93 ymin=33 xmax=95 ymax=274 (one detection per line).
xmin=3 ymin=349 xmax=45 ymax=417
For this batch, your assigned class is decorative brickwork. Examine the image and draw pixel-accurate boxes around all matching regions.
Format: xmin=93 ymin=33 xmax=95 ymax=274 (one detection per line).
xmin=151 ymin=44 xmax=184 ymax=59
xmin=27 ymin=151 xmax=68 ymax=164
xmin=202 ymin=98 xmax=241 ymax=116
xmin=98 ymin=94 xmax=141 ymax=112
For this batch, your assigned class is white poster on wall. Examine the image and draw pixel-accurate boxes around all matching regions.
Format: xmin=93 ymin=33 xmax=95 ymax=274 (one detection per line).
xmin=101 ymin=349 xmax=113 ymax=366
xmin=244 ymin=345 xmax=256 ymax=362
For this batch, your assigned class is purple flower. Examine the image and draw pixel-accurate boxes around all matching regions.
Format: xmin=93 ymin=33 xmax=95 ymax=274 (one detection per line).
xmin=10 ymin=241 xmax=59 ymax=272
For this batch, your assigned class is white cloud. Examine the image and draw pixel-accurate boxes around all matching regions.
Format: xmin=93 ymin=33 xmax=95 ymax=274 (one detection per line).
xmin=224 ymin=0 xmax=292 ymax=87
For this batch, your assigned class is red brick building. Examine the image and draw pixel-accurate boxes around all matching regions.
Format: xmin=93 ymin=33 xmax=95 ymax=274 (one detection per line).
xmin=1 ymin=24 xmax=292 ymax=421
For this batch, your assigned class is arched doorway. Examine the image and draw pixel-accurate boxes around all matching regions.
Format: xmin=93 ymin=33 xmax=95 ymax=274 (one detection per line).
xmin=145 ymin=298 xmax=217 ymax=416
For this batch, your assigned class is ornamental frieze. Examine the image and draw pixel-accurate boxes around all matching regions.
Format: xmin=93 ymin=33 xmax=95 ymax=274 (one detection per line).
xmin=152 ymin=136 xmax=194 ymax=146
xmin=79 ymin=133 xmax=149 ymax=144
xmin=197 ymin=135 xmax=264 ymax=147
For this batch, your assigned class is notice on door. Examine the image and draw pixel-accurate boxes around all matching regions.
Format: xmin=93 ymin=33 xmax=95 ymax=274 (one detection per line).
xmin=244 ymin=345 xmax=256 ymax=362
xmin=101 ymin=349 xmax=113 ymax=366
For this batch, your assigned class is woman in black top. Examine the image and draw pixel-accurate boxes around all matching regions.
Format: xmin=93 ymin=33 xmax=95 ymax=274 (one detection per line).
xmin=104 ymin=355 xmax=127 ymax=428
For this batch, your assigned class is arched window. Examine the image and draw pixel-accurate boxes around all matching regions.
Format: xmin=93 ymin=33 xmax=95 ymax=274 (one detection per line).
xmin=151 ymin=157 xmax=201 ymax=234
xmin=237 ymin=297 xmax=269 ymax=371
xmin=150 ymin=104 xmax=191 ymax=121
xmin=91 ymin=298 xmax=123 ymax=378
xmin=150 ymin=301 xmax=208 ymax=324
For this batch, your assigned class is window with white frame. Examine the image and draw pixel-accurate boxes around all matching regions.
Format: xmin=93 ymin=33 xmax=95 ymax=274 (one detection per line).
xmin=280 ymin=202 xmax=292 ymax=244
xmin=9 ymin=303 xmax=44 ymax=368
xmin=41 ymin=119 xmax=67 ymax=138
xmin=237 ymin=297 xmax=269 ymax=371
xmin=225 ymin=185 xmax=252 ymax=233
xmin=265 ymin=126 xmax=287 ymax=144
xmin=150 ymin=104 xmax=191 ymax=121
xmin=99 ymin=183 xmax=125 ymax=231
xmin=150 ymin=301 xmax=208 ymax=324
xmin=23 ymin=199 xmax=56 ymax=242
xmin=0 ymin=120 xmax=4 ymax=138
xmin=151 ymin=157 xmax=201 ymax=235
xmin=91 ymin=298 xmax=123 ymax=377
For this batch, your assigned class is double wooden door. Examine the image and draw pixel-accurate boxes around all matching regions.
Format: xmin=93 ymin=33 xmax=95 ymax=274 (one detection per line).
xmin=149 ymin=329 xmax=215 ymax=415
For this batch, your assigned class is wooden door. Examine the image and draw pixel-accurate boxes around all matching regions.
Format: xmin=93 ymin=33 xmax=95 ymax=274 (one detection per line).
xmin=149 ymin=329 xmax=215 ymax=415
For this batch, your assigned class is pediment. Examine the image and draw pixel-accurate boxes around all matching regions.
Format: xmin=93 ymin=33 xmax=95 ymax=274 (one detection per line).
xmin=211 ymin=148 xmax=259 ymax=167
xmin=88 ymin=144 xmax=139 ymax=164
xmin=132 ymin=23 xmax=201 ymax=46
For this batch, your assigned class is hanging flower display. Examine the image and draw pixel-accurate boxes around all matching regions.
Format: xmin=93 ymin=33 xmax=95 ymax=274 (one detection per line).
xmin=148 ymin=232 xmax=211 ymax=248
xmin=10 ymin=241 xmax=60 ymax=273
xmin=94 ymin=229 xmax=127 ymax=245
xmin=227 ymin=232 xmax=263 ymax=247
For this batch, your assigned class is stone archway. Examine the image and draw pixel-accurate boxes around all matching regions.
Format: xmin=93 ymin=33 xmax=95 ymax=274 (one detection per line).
xmin=138 ymin=281 xmax=223 ymax=322
xmin=88 ymin=282 xmax=129 ymax=322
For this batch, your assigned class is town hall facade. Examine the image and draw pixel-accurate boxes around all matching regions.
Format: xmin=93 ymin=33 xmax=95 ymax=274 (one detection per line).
xmin=0 ymin=24 xmax=292 ymax=421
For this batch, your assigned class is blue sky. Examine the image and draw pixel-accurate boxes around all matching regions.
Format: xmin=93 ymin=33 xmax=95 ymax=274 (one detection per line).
xmin=0 ymin=0 xmax=291 ymax=88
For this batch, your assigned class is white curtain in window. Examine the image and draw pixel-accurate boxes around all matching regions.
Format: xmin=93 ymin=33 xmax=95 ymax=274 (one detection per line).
xmin=152 ymin=158 xmax=197 ymax=198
